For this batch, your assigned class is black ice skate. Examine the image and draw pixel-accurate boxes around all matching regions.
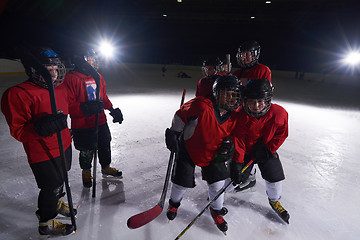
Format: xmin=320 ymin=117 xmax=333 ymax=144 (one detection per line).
xmin=269 ymin=199 xmax=290 ymax=224
xmin=167 ymin=199 xmax=180 ymax=220
xmin=210 ymin=207 xmax=228 ymax=234
xmin=235 ymin=169 xmax=256 ymax=192
xmin=38 ymin=219 xmax=74 ymax=236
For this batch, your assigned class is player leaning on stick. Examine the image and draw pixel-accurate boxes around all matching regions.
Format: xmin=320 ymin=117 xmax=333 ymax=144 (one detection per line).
xmin=1 ymin=47 xmax=76 ymax=236
xmin=231 ymin=78 xmax=290 ymax=224
xmin=165 ymin=75 xmax=241 ymax=233
xmin=64 ymin=48 xmax=123 ymax=188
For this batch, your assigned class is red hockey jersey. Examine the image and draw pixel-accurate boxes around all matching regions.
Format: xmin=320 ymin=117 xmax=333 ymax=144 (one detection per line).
xmin=232 ymin=104 xmax=288 ymax=163
xmin=171 ymin=96 xmax=238 ymax=167
xmin=64 ymin=71 xmax=113 ymax=129
xmin=233 ymin=63 xmax=271 ymax=86
xmin=1 ymin=81 xmax=72 ymax=164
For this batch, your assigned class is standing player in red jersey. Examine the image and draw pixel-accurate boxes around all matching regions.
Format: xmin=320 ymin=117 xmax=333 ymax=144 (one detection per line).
xmin=1 ymin=47 xmax=76 ymax=236
xmin=233 ymin=41 xmax=271 ymax=86
xmin=231 ymin=78 xmax=290 ymax=224
xmin=165 ymin=75 xmax=242 ymax=234
xmin=64 ymin=48 xmax=123 ymax=188
xmin=195 ymin=57 xmax=224 ymax=99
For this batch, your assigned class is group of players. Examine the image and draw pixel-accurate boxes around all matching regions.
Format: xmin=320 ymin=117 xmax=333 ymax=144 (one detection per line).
xmin=165 ymin=41 xmax=289 ymax=234
xmin=0 ymin=40 xmax=289 ymax=236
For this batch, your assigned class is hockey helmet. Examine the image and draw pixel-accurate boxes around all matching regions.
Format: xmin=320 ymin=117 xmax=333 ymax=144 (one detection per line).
xmin=213 ymin=75 xmax=242 ymax=111
xmin=243 ymin=78 xmax=273 ymax=118
xmin=236 ymin=41 xmax=261 ymax=69
xmin=202 ymin=57 xmax=223 ymax=77
xmin=21 ymin=46 xmax=66 ymax=89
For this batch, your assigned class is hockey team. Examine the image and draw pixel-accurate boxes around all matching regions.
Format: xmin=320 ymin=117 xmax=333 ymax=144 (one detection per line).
xmin=1 ymin=40 xmax=289 ymax=236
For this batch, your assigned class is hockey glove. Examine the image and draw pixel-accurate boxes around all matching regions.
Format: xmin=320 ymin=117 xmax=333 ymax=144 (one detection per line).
xmin=81 ymin=100 xmax=104 ymax=117
xmin=109 ymin=107 xmax=123 ymax=124
xmin=34 ymin=111 xmax=68 ymax=137
xmin=230 ymin=159 xmax=252 ymax=185
xmin=253 ymin=138 xmax=273 ymax=164
xmin=213 ymin=137 xmax=235 ymax=163
xmin=165 ymin=128 xmax=181 ymax=153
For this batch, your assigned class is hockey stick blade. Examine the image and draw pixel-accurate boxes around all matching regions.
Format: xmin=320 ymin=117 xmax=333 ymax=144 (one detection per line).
xmin=127 ymin=203 xmax=163 ymax=229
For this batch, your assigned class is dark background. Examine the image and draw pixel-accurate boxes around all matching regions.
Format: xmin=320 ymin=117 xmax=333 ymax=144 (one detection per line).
xmin=0 ymin=0 xmax=359 ymax=73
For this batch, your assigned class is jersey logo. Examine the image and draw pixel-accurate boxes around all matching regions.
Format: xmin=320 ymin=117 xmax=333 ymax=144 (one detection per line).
xmin=85 ymin=80 xmax=97 ymax=100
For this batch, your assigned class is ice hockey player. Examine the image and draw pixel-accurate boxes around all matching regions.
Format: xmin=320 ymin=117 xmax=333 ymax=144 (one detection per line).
xmin=1 ymin=46 xmax=76 ymax=236
xmin=233 ymin=41 xmax=271 ymax=86
xmin=231 ymin=78 xmax=290 ymax=224
xmin=195 ymin=57 xmax=224 ymax=99
xmin=165 ymin=75 xmax=242 ymax=233
xmin=232 ymin=40 xmax=271 ymax=192
xmin=64 ymin=48 xmax=123 ymax=188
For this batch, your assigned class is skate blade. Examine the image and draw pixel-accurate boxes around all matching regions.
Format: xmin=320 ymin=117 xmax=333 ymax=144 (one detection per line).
xmin=39 ymin=230 xmax=76 ymax=239
xmin=222 ymin=231 xmax=227 ymax=236
xmin=102 ymin=174 xmax=123 ymax=179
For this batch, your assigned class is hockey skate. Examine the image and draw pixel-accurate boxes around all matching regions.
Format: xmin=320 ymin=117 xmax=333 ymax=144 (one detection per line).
xmin=38 ymin=219 xmax=74 ymax=236
xmin=82 ymin=170 xmax=92 ymax=188
xmin=166 ymin=199 xmax=180 ymax=221
xmin=269 ymin=199 xmax=290 ymax=224
xmin=101 ymin=166 xmax=123 ymax=178
xmin=235 ymin=169 xmax=256 ymax=192
xmin=210 ymin=207 xmax=228 ymax=234
xmin=57 ymin=199 xmax=77 ymax=217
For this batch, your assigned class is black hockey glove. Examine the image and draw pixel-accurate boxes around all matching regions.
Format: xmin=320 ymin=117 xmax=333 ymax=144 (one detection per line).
xmin=109 ymin=107 xmax=123 ymax=124
xmin=213 ymin=137 xmax=235 ymax=163
xmin=253 ymin=138 xmax=273 ymax=164
xmin=81 ymin=100 xmax=104 ymax=117
xmin=230 ymin=159 xmax=252 ymax=185
xmin=34 ymin=111 xmax=68 ymax=137
xmin=165 ymin=128 xmax=181 ymax=153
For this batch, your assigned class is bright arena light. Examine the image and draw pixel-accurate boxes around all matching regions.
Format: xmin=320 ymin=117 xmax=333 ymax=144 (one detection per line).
xmin=343 ymin=51 xmax=360 ymax=66
xmin=98 ymin=41 xmax=116 ymax=59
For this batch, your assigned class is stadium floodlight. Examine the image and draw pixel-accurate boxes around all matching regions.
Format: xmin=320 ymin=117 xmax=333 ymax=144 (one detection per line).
xmin=98 ymin=40 xmax=116 ymax=59
xmin=343 ymin=51 xmax=360 ymax=66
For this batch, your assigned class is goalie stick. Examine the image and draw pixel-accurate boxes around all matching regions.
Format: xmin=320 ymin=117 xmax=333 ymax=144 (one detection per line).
xmin=127 ymin=89 xmax=186 ymax=229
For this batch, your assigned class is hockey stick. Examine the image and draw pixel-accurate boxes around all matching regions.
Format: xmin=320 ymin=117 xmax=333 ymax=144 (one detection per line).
xmin=127 ymin=89 xmax=186 ymax=229
xmin=71 ymin=56 xmax=100 ymax=198
xmin=21 ymin=48 xmax=77 ymax=231
xmin=174 ymin=159 xmax=254 ymax=240
xmin=225 ymin=53 xmax=231 ymax=74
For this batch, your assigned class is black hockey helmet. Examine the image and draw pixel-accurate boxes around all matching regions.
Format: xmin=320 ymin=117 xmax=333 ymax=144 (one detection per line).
xmin=213 ymin=75 xmax=242 ymax=111
xmin=21 ymin=46 xmax=66 ymax=89
xmin=236 ymin=41 xmax=261 ymax=69
xmin=243 ymin=78 xmax=273 ymax=117
xmin=202 ymin=57 xmax=223 ymax=76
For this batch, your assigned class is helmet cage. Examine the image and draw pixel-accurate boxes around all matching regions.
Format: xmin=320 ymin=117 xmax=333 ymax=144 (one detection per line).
xmin=215 ymin=88 xmax=241 ymax=111
xmin=202 ymin=58 xmax=223 ymax=76
xmin=25 ymin=49 xmax=66 ymax=89
xmin=236 ymin=41 xmax=261 ymax=69
xmin=213 ymin=75 xmax=242 ymax=111
xmin=84 ymin=49 xmax=100 ymax=70
xmin=243 ymin=78 xmax=273 ymax=118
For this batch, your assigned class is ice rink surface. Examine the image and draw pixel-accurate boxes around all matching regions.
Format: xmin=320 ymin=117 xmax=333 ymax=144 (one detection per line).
xmin=0 ymin=63 xmax=359 ymax=240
